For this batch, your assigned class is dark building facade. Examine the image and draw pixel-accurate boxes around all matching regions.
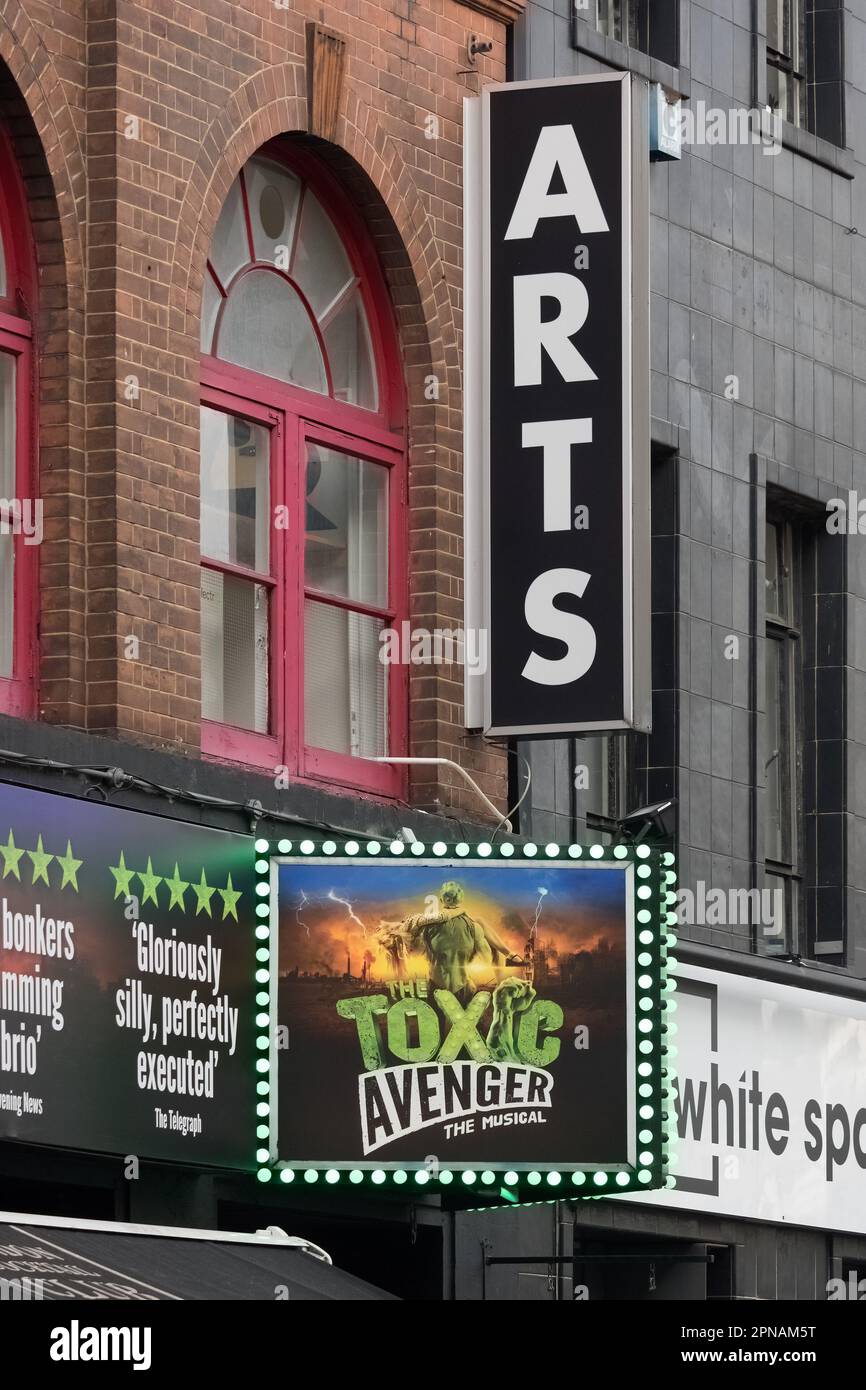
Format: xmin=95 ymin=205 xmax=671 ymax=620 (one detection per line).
xmin=510 ymin=0 xmax=866 ymax=1301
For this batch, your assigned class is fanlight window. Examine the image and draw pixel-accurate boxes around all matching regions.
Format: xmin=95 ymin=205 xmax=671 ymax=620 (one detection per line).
xmin=199 ymin=147 xmax=406 ymax=797
xmin=201 ymin=156 xmax=378 ymax=410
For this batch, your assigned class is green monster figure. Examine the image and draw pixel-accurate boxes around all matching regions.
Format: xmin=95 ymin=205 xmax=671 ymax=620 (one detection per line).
xmin=399 ymin=881 xmax=524 ymax=1004
xmin=486 ymin=977 xmax=537 ymax=1062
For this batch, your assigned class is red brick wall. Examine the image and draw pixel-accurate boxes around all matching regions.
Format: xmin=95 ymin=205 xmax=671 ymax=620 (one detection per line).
xmin=0 ymin=0 xmax=524 ymax=823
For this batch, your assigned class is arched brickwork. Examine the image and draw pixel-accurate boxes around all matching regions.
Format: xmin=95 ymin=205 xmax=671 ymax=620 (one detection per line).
xmin=163 ymin=65 xmax=505 ymax=816
xmin=0 ymin=5 xmax=86 ymax=726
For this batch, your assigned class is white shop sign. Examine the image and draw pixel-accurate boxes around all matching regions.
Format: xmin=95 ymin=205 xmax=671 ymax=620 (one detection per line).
xmin=622 ymin=963 xmax=866 ymax=1235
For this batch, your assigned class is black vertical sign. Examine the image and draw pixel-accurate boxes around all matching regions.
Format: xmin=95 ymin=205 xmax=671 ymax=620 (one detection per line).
xmin=480 ymin=75 xmax=649 ymax=736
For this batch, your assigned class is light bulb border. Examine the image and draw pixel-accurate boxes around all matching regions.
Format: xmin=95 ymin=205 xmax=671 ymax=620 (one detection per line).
xmin=252 ymin=838 xmax=671 ymax=1195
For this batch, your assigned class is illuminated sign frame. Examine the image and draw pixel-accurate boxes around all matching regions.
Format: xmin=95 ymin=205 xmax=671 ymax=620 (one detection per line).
xmin=251 ymin=836 xmax=675 ymax=1198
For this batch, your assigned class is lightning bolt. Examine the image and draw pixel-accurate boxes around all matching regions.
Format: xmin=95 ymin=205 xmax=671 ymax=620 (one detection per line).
xmin=531 ymin=886 xmax=548 ymax=934
xmin=524 ymin=887 xmax=548 ymax=986
xmin=296 ymin=889 xmax=311 ymax=937
xmin=327 ymin=888 xmax=367 ymax=935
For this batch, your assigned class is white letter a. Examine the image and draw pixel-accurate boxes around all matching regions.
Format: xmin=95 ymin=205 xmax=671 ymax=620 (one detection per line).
xmin=505 ymin=125 xmax=609 ymax=240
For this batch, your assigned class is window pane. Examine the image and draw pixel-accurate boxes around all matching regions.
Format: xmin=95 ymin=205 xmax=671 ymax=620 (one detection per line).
xmin=0 ymin=353 xmax=15 ymax=677
xmin=244 ymin=158 xmax=301 ymax=267
xmin=208 ymin=176 xmax=250 ymax=288
xmin=768 ymin=64 xmax=799 ymax=126
xmin=201 ymin=568 xmax=268 ymax=732
xmin=292 ymin=190 xmax=354 ymax=320
xmin=304 ymin=599 xmax=386 ymax=757
xmin=765 ymin=520 xmax=779 ymax=614
xmin=765 ymin=635 xmax=790 ymax=863
xmin=200 ymin=408 xmax=270 ymax=572
xmin=791 ymin=0 xmax=803 ymax=69
xmin=201 ymin=271 xmax=222 ymax=352
xmin=596 ymin=0 xmax=624 ymax=43
xmin=323 ymin=288 xmax=378 ymax=410
xmin=760 ymin=872 xmax=793 ymax=957
xmin=304 ymin=445 xmax=387 ymax=607
xmin=626 ymin=0 xmax=645 ymax=50
xmin=765 ymin=521 xmax=791 ymax=622
xmin=767 ymin=0 xmax=803 ymax=63
xmin=218 ymin=270 xmax=327 ymax=394
xmin=767 ymin=0 xmax=784 ymax=53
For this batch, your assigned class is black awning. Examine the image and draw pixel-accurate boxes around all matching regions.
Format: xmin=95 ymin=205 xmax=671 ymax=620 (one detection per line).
xmin=0 ymin=1216 xmax=397 ymax=1300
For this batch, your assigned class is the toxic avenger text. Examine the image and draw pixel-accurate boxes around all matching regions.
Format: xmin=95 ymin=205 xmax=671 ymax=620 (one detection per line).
xmin=338 ymin=980 xmax=562 ymax=1068
xmin=337 ymin=980 xmax=563 ymax=1155
xmin=357 ymin=1061 xmax=553 ymax=1154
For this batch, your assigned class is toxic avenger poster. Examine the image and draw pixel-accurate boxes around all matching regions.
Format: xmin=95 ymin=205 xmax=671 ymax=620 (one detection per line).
xmin=0 ymin=781 xmax=256 ymax=1167
xmin=274 ymin=858 xmax=635 ymax=1169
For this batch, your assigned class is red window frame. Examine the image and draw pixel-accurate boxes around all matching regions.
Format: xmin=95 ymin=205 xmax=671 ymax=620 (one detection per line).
xmin=0 ymin=124 xmax=37 ymax=718
xmin=200 ymin=143 xmax=407 ymax=799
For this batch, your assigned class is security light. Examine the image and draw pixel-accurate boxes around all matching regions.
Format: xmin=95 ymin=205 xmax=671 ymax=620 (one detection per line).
xmin=618 ymin=799 xmax=677 ymax=842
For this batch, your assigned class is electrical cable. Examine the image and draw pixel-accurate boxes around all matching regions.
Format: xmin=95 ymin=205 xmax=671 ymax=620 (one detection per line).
xmin=490 ymin=746 xmax=531 ymax=842
xmin=0 ymin=746 xmax=487 ymax=844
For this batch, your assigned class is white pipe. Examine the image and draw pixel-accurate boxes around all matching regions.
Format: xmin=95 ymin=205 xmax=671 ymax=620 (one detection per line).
xmin=372 ymin=756 xmax=511 ymax=833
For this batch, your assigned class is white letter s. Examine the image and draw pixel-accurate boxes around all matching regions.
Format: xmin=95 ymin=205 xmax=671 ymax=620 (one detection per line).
xmin=522 ymin=569 xmax=596 ymax=686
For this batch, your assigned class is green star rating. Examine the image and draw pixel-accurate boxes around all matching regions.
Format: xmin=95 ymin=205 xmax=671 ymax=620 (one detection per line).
xmin=27 ymin=834 xmax=54 ymax=887
xmin=0 ymin=833 xmax=244 ymax=912
xmin=137 ymin=857 xmax=163 ymax=908
xmin=164 ymin=863 xmax=189 ymax=912
xmin=219 ymin=873 xmax=242 ymax=922
xmin=109 ymin=850 xmax=136 ymax=901
xmin=0 ymin=831 xmax=82 ymax=890
xmin=0 ymin=829 xmax=24 ymax=881
xmin=107 ymin=855 xmax=240 ymax=919
xmin=56 ymin=840 xmax=82 ymax=891
xmin=192 ymin=868 xmax=216 ymax=917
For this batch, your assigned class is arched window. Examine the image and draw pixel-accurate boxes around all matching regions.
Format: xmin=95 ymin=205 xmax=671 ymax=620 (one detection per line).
xmin=0 ymin=122 xmax=35 ymax=716
xmin=200 ymin=145 xmax=407 ymax=794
